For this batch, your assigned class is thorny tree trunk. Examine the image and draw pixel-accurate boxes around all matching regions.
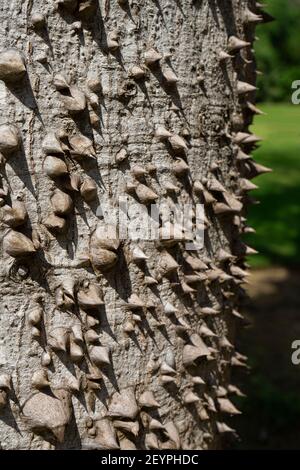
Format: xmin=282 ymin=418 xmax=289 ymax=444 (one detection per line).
xmin=0 ymin=0 xmax=270 ymax=450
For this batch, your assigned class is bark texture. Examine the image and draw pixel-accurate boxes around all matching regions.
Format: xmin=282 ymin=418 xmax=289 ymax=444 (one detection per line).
xmin=0 ymin=0 xmax=263 ymax=450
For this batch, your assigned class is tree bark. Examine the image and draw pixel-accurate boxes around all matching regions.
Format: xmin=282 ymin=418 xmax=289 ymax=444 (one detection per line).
xmin=0 ymin=0 xmax=262 ymax=450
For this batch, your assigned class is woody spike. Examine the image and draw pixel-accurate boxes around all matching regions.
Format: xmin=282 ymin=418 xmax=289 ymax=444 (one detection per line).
xmin=228 ymin=36 xmax=250 ymax=52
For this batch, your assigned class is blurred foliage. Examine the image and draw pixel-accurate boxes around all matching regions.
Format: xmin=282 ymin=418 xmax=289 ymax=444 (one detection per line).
xmin=233 ymin=373 xmax=300 ymax=449
xmin=256 ymin=0 xmax=300 ymax=102
xmin=246 ymin=104 xmax=300 ymax=267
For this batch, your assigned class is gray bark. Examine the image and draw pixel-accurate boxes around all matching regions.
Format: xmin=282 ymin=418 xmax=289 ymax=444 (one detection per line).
xmin=0 ymin=0 xmax=259 ymax=450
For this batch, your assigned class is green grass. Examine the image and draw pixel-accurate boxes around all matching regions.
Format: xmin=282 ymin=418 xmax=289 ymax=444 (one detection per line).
xmin=246 ymin=104 xmax=300 ymax=267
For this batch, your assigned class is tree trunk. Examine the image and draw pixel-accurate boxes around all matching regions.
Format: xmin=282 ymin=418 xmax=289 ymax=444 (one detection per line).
xmin=0 ymin=0 xmax=265 ymax=450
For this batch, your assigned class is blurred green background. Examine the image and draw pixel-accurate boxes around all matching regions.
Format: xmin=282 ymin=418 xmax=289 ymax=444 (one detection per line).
xmin=256 ymin=0 xmax=300 ymax=103
xmin=246 ymin=104 xmax=300 ymax=268
xmin=231 ymin=0 xmax=300 ymax=450
xmin=247 ymin=0 xmax=300 ymax=267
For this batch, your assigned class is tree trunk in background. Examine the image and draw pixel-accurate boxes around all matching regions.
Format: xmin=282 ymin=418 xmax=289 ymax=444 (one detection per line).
xmin=0 ymin=0 xmax=265 ymax=450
